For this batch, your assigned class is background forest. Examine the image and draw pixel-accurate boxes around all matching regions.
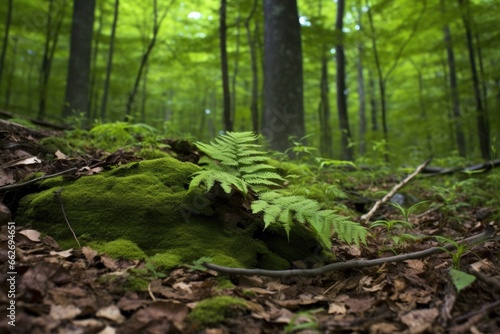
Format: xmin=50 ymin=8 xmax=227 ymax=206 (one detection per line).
xmin=0 ymin=0 xmax=498 ymax=164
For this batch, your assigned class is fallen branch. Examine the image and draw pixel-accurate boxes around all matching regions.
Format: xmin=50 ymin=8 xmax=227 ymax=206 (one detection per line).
xmin=202 ymin=226 xmax=494 ymax=278
xmin=360 ymin=159 xmax=430 ymax=224
xmin=54 ymin=188 xmax=81 ymax=249
xmin=0 ymin=167 xmax=77 ymax=192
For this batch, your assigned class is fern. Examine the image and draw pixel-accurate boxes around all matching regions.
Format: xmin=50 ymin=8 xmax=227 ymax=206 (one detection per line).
xmin=190 ymin=131 xmax=283 ymax=194
xmin=251 ymin=192 xmax=367 ymax=249
xmin=190 ymin=131 xmax=367 ymax=250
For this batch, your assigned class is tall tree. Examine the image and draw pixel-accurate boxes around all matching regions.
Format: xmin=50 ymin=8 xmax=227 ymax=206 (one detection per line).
xmin=100 ymin=0 xmax=120 ymax=121
xmin=125 ymin=0 xmax=175 ymax=118
xmin=366 ymin=1 xmax=426 ymax=161
xmin=355 ymin=2 xmax=366 ymax=155
xmin=39 ymin=0 xmax=67 ymax=119
xmin=219 ymin=0 xmax=232 ymax=131
xmin=262 ymin=0 xmax=305 ymax=152
xmin=458 ymin=0 xmax=490 ymax=160
xmin=62 ymin=0 xmax=96 ymax=119
xmin=244 ymin=0 xmax=259 ymax=133
xmin=335 ymin=0 xmax=353 ymax=160
xmin=0 ymin=0 xmax=13 ymax=88
xmin=442 ymin=0 xmax=466 ymax=157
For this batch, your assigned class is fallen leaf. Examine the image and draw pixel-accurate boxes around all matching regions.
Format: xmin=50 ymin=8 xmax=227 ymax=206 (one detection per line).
xmin=97 ymin=305 xmax=126 ymax=323
xmin=55 ymin=150 xmax=68 ymax=160
xmin=19 ymin=229 xmax=41 ymax=242
xmin=50 ymin=304 xmax=81 ymax=320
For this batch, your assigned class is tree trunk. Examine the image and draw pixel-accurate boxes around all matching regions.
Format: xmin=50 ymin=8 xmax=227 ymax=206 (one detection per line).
xmin=335 ymin=0 xmax=353 ymax=161
xmin=4 ymin=37 xmax=17 ymax=108
xmin=126 ymin=0 xmax=174 ymax=118
xmin=140 ymin=64 xmax=148 ymax=123
xmin=39 ymin=0 xmax=66 ymax=119
xmin=319 ymin=55 xmax=333 ymax=158
xmin=101 ymin=0 xmax=119 ymax=121
xmin=458 ymin=0 xmax=490 ymax=160
xmin=89 ymin=2 xmax=103 ymax=121
xmin=62 ymin=0 xmax=96 ymax=120
xmin=442 ymin=0 xmax=466 ymax=157
xmin=230 ymin=12 xmax=242 ymax=130
xmin=0 ymin=0 xmax=13 ymax=85
xmin=368 ymin=70 xmax=377 ymax=132
xmin=220 ymin=0 xmax=232 ymax=131
xmin=262 ymin=0 xmax=305 ymax=152
xmin=355 ymin=3 xmax=366 ymax=156
xmin=245 ymin=0 xmax=259 ymax=133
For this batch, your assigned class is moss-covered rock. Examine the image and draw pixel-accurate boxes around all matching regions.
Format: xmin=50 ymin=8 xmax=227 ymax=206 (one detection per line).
xmin=17 ymin=156 xmax=322 ymax=269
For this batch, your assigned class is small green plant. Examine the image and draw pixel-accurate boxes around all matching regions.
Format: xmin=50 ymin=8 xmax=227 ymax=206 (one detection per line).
xmin=434 ymin=236 xmax=476 ymax=292
xmin=189 ymin=131 xmax=367 ymax=250
xmin=284 ymin=309 xmax=321 ymax=333
xmin=370 ymin=201 xmax=428 ymax=247
xmin=89 ymin=121 xmax=160 ymax=151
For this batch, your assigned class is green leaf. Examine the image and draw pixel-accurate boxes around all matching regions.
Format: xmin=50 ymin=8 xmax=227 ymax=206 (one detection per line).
xmin=450 ymin=269 xmax=476 ymax=292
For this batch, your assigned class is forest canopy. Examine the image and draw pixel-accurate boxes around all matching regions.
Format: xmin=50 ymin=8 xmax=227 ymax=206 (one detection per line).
xmin=0 ymin=0 xmax=498 ymax=163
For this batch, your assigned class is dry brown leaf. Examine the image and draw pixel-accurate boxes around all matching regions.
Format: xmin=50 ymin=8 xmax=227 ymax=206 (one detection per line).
xmin=50 ymin=304 xmax=81 ymax=320
xmin=97 ymin=305 xmax=126 ymax=323
xmin=19 ymin=229 xmax=41 ymax=242
xmin=400 ymin=308 xmax=438 ymax=334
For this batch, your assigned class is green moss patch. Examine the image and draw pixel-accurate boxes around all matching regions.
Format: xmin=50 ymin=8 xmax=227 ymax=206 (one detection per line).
xmin=188 ymin=296 xmax=248 ymax=326
xmin=17 ymin=157 xmax=322 ymax=269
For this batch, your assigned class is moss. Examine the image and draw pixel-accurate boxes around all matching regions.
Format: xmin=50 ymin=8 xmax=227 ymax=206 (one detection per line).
xmin=136 ymin=148 xmax=170 ymax=160
xmin=89 ymin=239 xmax=146 ymax=260
xmin=17 ymin=156 xmax=322 ymax=270
xmin=188 ymin=296 xmax=248 ymax=326
xmin=215 ymin=277 xmax=235 ymax=289
xmin=39 ymin=136 xmax=82 ymax=156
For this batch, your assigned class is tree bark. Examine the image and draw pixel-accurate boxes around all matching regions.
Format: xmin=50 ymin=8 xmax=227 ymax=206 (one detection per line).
xmin=458 ymin=0 xmax=490 ymax=160
xmin=89 ymin=2 xmax=104 ymax=121
xmin=355 ymin=3 xmax=366 ymax=156
xmin=335 ymin=0 xmax=353 ymax=161
xmin=0 ymin=0 xmax=13 ymax=85
xmin=262 ymin=0 xmax=305 ymax=152
xmin=62 ymin=0 xmax=96 ymax=120
xmin=101 ymin=0 xmax=120 ymax=121
xmin=4 ymin=37 xmax=17 ymax=108
xmin=319 ymin=55 xmax=333 ymax=158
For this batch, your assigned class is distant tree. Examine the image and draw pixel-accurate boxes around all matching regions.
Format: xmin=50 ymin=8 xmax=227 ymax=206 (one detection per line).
xmin=335 ymin=0 xmax=353 ymax=161
xmin=89 ymin=1 xmax=104 ymax=120
xmin=441 ymin=0 xmax=466 ymax=157
xmin=4 ymin=36 xmax=17 ymax=108
xmin=244 ymin=0 xmax=259 ymax=133
xmin=219 ymin=0 xmax=232 ymax=131
xmin=0 ymin=0 xmax=13 ymax=88
xmin=262 ymin=0 xmax=305 ymax=152
xmin=355 ymin=2 xmax=366 ymax=155
xmin=62 ymin=0 xmax=96 ymax=120
xmin=101 ymin=0 xmax=120 ymax=121
xmin=458 ymin=0 xmax=490 ymax=160
xmin=39 ymin=0 xmax=67 ymax=119
xmin=316 ymin=0 xmax=333 ymax=159
xmin=366 ymin=1 xmax=426 ymax=161
xmin=125 ymin=0 xmax=175 ymax=119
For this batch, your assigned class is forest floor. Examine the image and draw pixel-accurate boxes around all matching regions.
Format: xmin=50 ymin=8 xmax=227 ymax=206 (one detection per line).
xmin=0 ymin=120 xmax=499 ymax=333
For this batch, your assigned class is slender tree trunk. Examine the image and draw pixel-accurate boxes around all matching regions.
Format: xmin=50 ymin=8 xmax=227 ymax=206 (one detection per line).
xmin=319 ymin=55 xmax=333 ymax=158
xmin=245 ymin=0 xmax=259 ymax=133
xmin=230 ymin=12 xmax=241 ymax=129
xmin=368 ymin=70 xmax=377 ymax=132
xmin=101 ymin=0 xmax=119 ymax=121
xmin=458 ymin=0 xmax=490 ymax=160
xmin=0 ymin=0 xmax=13 ymax=85
xmin=442 ymin=0 xmax=466 ymax=156
xmin=335 ymin=0 xmax=353 ymax=160
xmin=140 ymin=64 xmax=148 ymax=123
xmin=126 ymin=0 xmax=174 ymax=118
xmin=62 ymin=0 xmax=95 ymax=120
xmin=4 ymin=37 xmax=17 ymax=108
xmin=89 ymin=2 xmax=103 ymax=121
xmin=220 ymin=0 xmax=232 ymax=131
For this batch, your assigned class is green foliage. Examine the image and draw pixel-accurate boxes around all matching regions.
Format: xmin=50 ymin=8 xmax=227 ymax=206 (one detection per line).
xmin=190 ymin=131 xmax=367 ymax=250
xmin=252 ymin=192 xmax=367 ymax=249
xmin=89 ymin=121 xmax=161 ymax=151
xmin=449 ymin=269 xmax=476 ymax=292
xmin=284 ymin=309 xmax=321 ymax=333
xmin=190 ymin=131 xmax=283 ymax=195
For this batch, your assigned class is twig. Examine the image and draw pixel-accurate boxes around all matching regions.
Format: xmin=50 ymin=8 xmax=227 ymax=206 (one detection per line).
xmin=54 ymin=188 xmax=81 ymax=249
xmin=360 ymin=159 xmax=430 ymax=224
xmin=0 ymin=167 xmax=78 ymax=192
xmin=202 ymin=227 xmax=494 ymax=278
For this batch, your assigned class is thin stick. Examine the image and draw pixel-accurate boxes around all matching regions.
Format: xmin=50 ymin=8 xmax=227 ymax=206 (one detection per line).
xmin=202 ymin=227 xmax=494 ymax=278
xmin=0 ymin=167 xmax=78 ymax=192
xmin=54 ymin=188 xmax=81 ymax=249
xmin=360 ymin=159 xmax=430 ymax=224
